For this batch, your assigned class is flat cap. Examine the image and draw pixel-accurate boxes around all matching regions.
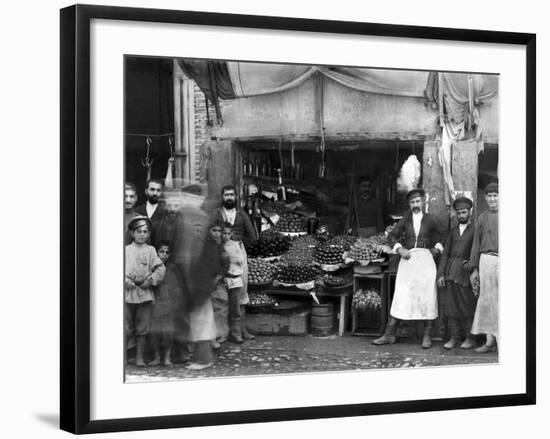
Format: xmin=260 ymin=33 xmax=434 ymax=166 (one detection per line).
xmin=452 ymin=196 xmax=473 ymax=211
xmin=406 ymin=188 xmax=425 ymax=200
xmin=484 ymin=182 xmax=499 ymax=194
xmin=128 ymin=215 xmax=152 ymax=231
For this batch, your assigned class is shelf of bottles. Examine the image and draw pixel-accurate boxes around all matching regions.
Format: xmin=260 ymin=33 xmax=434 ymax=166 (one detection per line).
xmin=241 ymin=151 xmax=307 ymax=185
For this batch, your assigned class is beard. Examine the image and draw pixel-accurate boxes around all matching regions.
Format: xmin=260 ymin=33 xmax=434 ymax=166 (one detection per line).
xmin=412 ymin=207 xmax=421 ymax=213
xmin=458 ymin=217 xmax=470 ymax=224
xmin=147 ymin=195 xmax=159 ymax=204
xmin=222 ymin=199 xmax=236 ymax=209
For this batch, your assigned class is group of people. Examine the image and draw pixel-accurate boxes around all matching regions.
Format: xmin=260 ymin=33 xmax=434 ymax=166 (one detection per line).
xmin=124 ymin=177 xmax=499 ymax=371
xmin=124 ymin=180 xmax=258 ymax=369
xmin=373 ymin=182 xmax=499 ymax=353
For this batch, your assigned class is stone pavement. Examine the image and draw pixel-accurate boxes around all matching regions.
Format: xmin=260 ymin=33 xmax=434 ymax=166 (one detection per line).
xmin=125 ymin=334 xmax=497 ymax=382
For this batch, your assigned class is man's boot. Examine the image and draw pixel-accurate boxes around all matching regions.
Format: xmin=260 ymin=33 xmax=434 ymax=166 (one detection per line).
xmin=136 ymin=335 xmax=146 ymax=367
xmin=240 ymin=305 xmax=255 ymax=341
xmin=443 ymin=317 xmax=461 ymax=349
xmin=373 ymin=317 xmax=399 ymax=345
xmin=461 ymin=318 xmax=476 ymax=349
xmin=421 ymin=320 xmax=433 ymax=349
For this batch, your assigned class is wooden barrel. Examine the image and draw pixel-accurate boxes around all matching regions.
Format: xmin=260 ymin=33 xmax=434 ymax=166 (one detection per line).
xmin=310 ymin=303 xmax=334 ymax=336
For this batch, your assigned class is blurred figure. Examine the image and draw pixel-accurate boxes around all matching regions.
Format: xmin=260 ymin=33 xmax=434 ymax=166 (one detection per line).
xmin=168 ymin=185 xmax=209 ymax=362
xmin=185 ymin=219 xmax=226 ymax=370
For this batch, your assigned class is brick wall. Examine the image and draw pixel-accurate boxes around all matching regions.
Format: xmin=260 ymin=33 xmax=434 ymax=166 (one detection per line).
xmin=193 ymin=83 xmax=229 ymax=182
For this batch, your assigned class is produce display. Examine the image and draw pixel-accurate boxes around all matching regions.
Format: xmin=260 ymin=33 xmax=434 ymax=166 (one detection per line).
xmin=327 ymin=234 xmax=357 ymax=251
xmin=259 ymin=199 xmax=287 ymax=215
xmin=276 ymin=263 xmax=318 ymax=285
xmin=314 ymin=242 xmax=346 ymax=265
xmin=246 ymin=230 xmax=290 ymax=258
xmin=369 ymin=233 xmax=389 ymax=247
xmin=273 ymin=212 xmax=306 ymax=233
xmin=346 ymin=237 xmax=385 ymax=262
xmin=280 ymin=235 xmax=317 ymax=265
xmin=248 ymin=292 xmax=277 ymax=307
xmin=322 ymin=274 xmax=347 ymax=288
xmin=247 ymin=258 xmax=281 ymax=284
xmin=352 ymin=288 xmax=383 ymax=311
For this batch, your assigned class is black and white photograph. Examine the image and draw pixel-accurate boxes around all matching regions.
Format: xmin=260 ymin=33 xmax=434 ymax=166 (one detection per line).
xmin=123 ymin=57 xmax=500 ymax=382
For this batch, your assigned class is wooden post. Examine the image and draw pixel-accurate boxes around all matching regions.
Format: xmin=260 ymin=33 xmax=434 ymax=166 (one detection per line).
xmin=422 ymin=139 xmax=450 ymax=234
xmin=173 ymin=60 xmax=196 ymax=186
xmin=451 ymin=138 xmax=479 ymax=215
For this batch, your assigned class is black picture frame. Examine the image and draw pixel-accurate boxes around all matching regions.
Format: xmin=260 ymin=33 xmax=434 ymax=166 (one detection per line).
xmin=60 ymin=4 xmax=536 ymax=434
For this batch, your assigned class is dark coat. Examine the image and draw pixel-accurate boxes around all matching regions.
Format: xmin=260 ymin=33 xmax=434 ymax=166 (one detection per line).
xmin=134 ymin=202 xmax=166 ymax=246
xmin=214 ymin=208 xmax=258 ymax=247
xmin=387 ymin=211 xmax=444 ymax=250
xmin=437 ymin=222 xmax=475 ymax=286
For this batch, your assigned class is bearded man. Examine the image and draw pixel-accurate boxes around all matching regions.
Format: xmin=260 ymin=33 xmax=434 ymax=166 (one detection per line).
xmin=134 ymin=179 xmax=166 ymax=245
xmin=437 ymin=196 xmax=477 ymax=349
xmin=212 ymin=185 xmax=257 ymax=341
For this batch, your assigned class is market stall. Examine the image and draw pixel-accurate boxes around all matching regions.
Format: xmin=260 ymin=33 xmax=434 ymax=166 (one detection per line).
xmin=241 ymin=201 xmax=393 ymax=337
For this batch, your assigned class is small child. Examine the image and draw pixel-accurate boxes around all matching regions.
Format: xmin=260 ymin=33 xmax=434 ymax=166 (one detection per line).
xmin=125 ymin=216 xmax=166 ymax=367
xmin=149 ymin=240 xmax=182 ymax=367
xmin=221 ymin=222 xmax=247 ymax=344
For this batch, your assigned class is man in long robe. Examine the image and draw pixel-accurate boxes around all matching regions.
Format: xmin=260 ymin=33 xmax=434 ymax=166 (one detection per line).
xmin=469 ymin=182 xmax=499 ymax=353
xmin=437 ymin=196 xmax=477 ymax=349
xmin=373 ymin=188 xmax=444 ymax=349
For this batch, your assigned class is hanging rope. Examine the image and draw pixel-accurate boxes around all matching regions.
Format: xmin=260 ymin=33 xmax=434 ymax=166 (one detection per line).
xmin=165 ymin=136 xmax=175 ymax=189
xmin=141 ymin=137 xmax=154 ymax=182
xmin=317 ymin=72 xmax=326 ymax=178
xmin=278 ymin=137 xmax=284 ymax=176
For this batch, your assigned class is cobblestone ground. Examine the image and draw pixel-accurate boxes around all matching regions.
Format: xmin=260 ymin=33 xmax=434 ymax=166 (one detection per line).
xmin=125 ymin=335 xmax=497 ymax=382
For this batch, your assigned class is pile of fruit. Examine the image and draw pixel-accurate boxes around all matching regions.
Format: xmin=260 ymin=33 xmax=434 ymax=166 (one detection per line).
xmin=246 ymin=230 xmax=290 ymax=258
xmin=314 ymin=242 xmax=346 ymax=265
xmin=248 ymin=292 xmax=277 ymax=307
xmin=352 ymin=288 xmax=382 ymax=311
xmin=327 ymin=234 xmax=357 ymax=251
xmin=276 ymin=263 xmax=318 ymax=285
xmin=322 ymin=274 xmax=346 ymax=287
xmin=347 ymin=238 xmax=383 ymax=262
xmin=259 ymin=199 xmax=287 ymax=215
xmin=280 ymin=235 xmax=317 ymax=265
xmin=273 ymin=212 xmax=306 ymax=233
xmin=247 ymin=258 xmax=280 ymax=284
xmin=369 ymin=233 xmax=389 ymax=247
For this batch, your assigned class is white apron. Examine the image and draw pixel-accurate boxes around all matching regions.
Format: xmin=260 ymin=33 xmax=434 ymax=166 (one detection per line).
xmin=471 ymin=253 xmax=498 ymax=337
xmin=390 ymin=248 xmax=438 ymax=320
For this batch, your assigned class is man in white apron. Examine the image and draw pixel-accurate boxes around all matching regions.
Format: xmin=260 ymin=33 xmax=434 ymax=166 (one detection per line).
xmin=468 ymin=182 xmax=499 ymax=353
xmin=374 ymin=188 xmax=444 ymax=349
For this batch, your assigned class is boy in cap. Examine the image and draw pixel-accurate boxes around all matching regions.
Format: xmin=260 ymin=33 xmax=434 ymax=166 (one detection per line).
xmin=469 ymin=182 xmax=499 ymax=353
xmin=125 ymin=216 xmax=166 ymax=366
xmin=437 ymin=196 xmax=478 ymax=349
xmin=374 ymin=188 xmax=444 ymax=348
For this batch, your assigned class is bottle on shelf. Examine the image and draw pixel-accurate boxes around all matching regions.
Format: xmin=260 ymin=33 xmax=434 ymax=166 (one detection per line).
xmin=276 ymin=168 xmax=287 ymax=202
xmin=252 ymin=195 xmax=263 ymax=235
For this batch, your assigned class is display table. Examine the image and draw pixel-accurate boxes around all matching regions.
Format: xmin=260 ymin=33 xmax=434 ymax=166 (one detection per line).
xmin=258 ymin=282 xmax=353 ymax=336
